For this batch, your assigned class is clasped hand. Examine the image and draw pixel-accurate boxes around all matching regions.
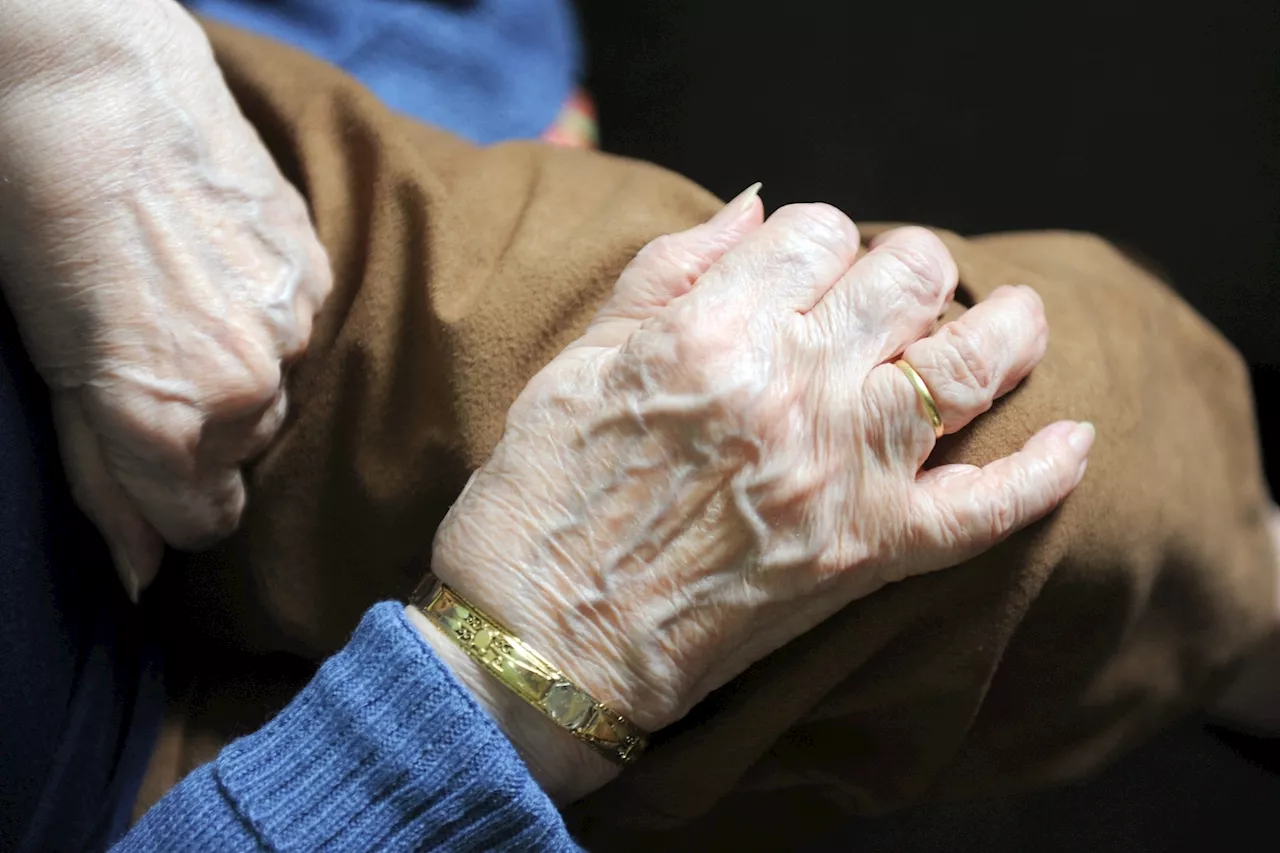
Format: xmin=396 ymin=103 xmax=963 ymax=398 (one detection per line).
xmin=426 ymin=187 xmax=1093 ymax=800
xmin=0 ymin=0 xmax=332 ymax=596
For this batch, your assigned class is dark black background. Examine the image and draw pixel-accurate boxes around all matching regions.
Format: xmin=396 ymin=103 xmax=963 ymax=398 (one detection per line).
xmin=575 ymin=1 xmax=1280 ymax=366
xmin=570 ymin=3 xmax=1280 ymax=849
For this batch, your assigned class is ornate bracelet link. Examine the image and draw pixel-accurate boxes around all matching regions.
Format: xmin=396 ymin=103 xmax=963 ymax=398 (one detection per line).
xmin=412 ymin=578 xmax=649 ymax=765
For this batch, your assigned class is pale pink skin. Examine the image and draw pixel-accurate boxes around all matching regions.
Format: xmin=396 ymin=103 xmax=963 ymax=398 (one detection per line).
xmin=410 ymin=189 xmax=1094 ymax=802
xmin=0 ymin=0 xmax=333 ymax=597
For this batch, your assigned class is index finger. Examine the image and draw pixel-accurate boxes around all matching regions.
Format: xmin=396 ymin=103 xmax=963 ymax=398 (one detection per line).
xmin=688 ymin=203 xmax=860 ymax=315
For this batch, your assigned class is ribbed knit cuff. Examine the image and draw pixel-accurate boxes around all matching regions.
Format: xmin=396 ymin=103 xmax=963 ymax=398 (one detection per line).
xmin=119 ymin=764 xmax=263 ymax=852
xmin=212 ymin=602 xmax=578 ymax=852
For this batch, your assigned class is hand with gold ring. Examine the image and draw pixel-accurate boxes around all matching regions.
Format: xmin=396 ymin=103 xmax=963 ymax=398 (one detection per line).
xmin=894 ymin=360 xmax=945 ymax=438
xmin=415 ymin=192 xmax=1095 ymax=800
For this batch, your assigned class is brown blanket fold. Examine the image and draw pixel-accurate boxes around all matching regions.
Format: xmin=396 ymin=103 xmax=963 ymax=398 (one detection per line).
xmin=153 ymin=22 xmax=1276 ymax=851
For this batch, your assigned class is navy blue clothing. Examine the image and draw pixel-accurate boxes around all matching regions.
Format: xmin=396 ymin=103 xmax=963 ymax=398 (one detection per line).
xmin=0 ymin=298 xmax=163 ymax=853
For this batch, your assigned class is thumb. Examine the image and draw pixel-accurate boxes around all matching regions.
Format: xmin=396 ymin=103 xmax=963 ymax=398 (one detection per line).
xmin=580 ymin=183 xmax=765 ymax=347
xmin=52 ymin=393 xmax=165 ymax=602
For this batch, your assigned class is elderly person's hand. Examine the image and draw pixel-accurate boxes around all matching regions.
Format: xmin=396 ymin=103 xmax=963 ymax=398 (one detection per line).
xmin=409 ymin=187 xmax=1095 ymax=801
xmin=0 ymin=0 xmax=332 ymax=597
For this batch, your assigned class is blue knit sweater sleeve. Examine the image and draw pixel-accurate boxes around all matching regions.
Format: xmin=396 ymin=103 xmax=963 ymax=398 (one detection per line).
xmin=113 ymin=603 xmax=582 ymax=852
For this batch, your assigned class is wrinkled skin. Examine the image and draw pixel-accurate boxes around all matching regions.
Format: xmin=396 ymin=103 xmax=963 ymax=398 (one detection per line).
xmin=0 ymin=0 xmax=332 ymax=594
xmin=418 ymin=188 xmax=1095 ymax=799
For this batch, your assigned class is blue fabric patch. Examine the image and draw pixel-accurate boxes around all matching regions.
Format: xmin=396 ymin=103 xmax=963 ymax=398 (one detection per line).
xmin=184 ymin=0 xmax=581 ymax=143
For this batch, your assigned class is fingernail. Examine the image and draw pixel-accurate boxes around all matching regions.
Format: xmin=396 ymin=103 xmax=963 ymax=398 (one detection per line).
xmin=1074 ymin=458 xmax=1089 ymax=487
xmin=114 ymin=551 xmax=141 ymax=604
xmin=1067 ymin=421 xmax=1096 ymax=455
xmin=713 ymin=182 xmax=762 ymax=222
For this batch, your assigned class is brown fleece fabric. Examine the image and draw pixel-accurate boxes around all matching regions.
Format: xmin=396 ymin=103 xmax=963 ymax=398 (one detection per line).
xmin=147 ymin=22 xmax=1277 ymax=851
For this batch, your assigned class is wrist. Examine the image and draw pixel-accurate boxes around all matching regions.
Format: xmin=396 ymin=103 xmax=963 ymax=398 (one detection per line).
xmin=404 ymin=605 xmax=620 ymax=803
xmin=429 ymin=533 xmax=684 ymax=734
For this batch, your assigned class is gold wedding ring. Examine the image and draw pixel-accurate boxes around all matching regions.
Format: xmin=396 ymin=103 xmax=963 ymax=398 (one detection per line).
xmin=894 ymin=360 xmax=944 ymax=439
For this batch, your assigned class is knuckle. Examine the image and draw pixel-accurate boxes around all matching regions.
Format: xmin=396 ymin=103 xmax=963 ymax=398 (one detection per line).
xmin=634 ymin=233 xmax=700 ymax=280
xmin=985 ymin=285 xmax=1049 ymax=362
xmin=283 ymin=310 xmax=314 ymax=362
xmin=259 ymin=392 xmax=290 ymax=444
xmin=215 ymin=343 xmax=283 ymax=416
xmin=1012 ymin=283 xmax=1045 ymax=312
xmin=936 ymin=322 xmax=996 ymax=393
xmin=626 ymin=303 xmax=740 ymax=396
xmin=1023 ymin=289 xmax=1050 ymax=340
xmin=876 ymin=228 xmax=955 ymax=303
xmin=988 ymin=481 xmax=1022 ymax=536
xmin=272 ymin=324 xmax=304 ymax=365
xmin=670 ymin=308 xmax=738 ymax=374
xmin=306 ymin=236 xmax=335 ymax=298
xmin=1014 ymin=289 xmax=1050 ymax=352
xmin=952 ymin=485 xmax=1020 ymax=547
xmin=770 ymin=203 xmax=859 ymax=260
xmin=638 ymin=233 xmax=679 ymax=262
xmin=996 ymin=284 xmax=1047 ymax=325
xmin=210 ymin=490 xmax=246 ymax=541
xmin=292 ymin=248 xmax=334 ymax=337
xmin=93 ymin=388 xmax=201 ymax=474
xmin=930 ymin=499 xmax=970 ymax=550
xmin=235 ymin=390 xmax=290 ymax=461
xmin=171 ymin=487 xmax=245 ymax=550
xmin=147 ymin=424 xmax=202 ymax=478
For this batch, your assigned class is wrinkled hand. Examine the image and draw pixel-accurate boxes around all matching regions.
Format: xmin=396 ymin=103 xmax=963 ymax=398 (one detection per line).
xmin=421 ymin=188 xmax=1094 ymax=798
xmin=0 ymin=0 xmax=332 ymax=596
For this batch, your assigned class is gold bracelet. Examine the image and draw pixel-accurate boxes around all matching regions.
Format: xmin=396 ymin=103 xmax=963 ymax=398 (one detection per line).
xmin=411 ymin=578 xmax=649 ymax=766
